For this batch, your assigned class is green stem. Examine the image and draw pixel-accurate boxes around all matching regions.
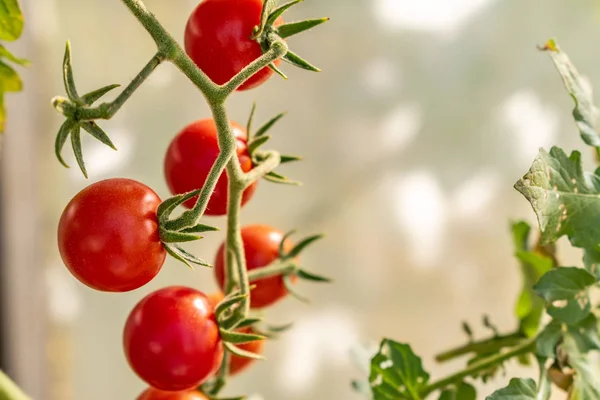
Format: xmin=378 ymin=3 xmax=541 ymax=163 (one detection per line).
xmin=435 ymin=332 xmax=526 ymax=363
xmin=0 ymin=371 xmax=30 ymax=400
xmin=421 ymin=338 xmax=536 ymax=396
xmin=243 ymin=150 xmax=281 ymax=188
xmin=247 ymin=259 xmax=297 ymax=281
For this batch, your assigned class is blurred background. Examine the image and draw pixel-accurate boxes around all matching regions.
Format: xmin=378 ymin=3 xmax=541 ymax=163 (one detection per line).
xmin=1 ymin=0 xmax=600 ymax=399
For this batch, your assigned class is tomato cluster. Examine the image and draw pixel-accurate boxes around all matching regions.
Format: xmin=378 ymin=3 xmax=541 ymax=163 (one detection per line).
xmin=52 ymin=0 xmax=320 ymax=396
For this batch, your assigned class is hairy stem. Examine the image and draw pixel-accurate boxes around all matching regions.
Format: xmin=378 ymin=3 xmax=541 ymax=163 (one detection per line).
xmin=0 ymin=371 xmax=30 ymax=400
xmin=243 ymin=150 xmax=281 ymax=188
xmin=435 ymin=332 xmax=526 ymax=363
xmin=422 ymin=338 xmax=536 ymax=396
xmin=247 ymin=259 xmax=297 ymax=281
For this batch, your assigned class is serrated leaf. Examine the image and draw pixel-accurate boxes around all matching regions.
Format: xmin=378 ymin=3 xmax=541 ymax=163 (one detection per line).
xmin=535 ymin=321 xmax=562 ymax=358
xmin=0 ymin=45 xmax=28 ymax=66
xmin=283 ymin=50 xmax=320 ymax=72
xmin=255 ymin=112 xmax=285 ymax=138
xmin=369 ymin=339 xmax=429 ymax=400
xmin=541 ymin=39 xmax=600 ymax=149
xmin=533 ymin=267 xmax=596 ymax=302
xmin=547 ymin=295 xmax=591 ymax=325
xmin=486 ymin=378 xmax=537 ymax=400
xmin=0 ymin=0 xmax=24 ymax=41
xmin=267 ymin=0 xmax=303 ymax=26
xmin=219 ymin=329 xmax=265 ymax=344
xmin=224 ymin=341 xmax=265 ymax=360
xmin=81 ymin=121 xmax=117 ymax=150
xmin=277 ymin=18 xmax=330 ymax=39
xmin=296 ymin=268 xmax=332 ymax=282
xmin=285 ymin=234 xmax=324 ymax=259
xmin=54 ymin=120 xmax=76 ymax=168
xmin=81 ymin=83 xmax=120 ymax=105
xmin=514 ymin=147 xmax=600 ymax=248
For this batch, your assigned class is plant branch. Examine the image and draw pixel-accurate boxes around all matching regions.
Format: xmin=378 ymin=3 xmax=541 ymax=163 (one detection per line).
xmin=247 ymin=258 xmax=298 ymax=281
xmin=0 ymin=371 xmax=30 ymax=400
xmin=435 ymin=332 xmax=526 ymax=363
xmin=421 ymin=338 xmax=536 ymax=396
xmin=244 ymin=150 xmax=281 ymax=188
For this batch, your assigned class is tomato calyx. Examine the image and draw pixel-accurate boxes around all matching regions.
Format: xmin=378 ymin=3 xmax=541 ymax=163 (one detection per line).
xmin=252 ymin=0 xmax=329 ymax=79
xmin=52 ymin=41 xmax=121 ymax=178
xmin=244 ymin=103 xmax=303 ymax=185
xmin=156 ymin=190 xmax=219 ymax=268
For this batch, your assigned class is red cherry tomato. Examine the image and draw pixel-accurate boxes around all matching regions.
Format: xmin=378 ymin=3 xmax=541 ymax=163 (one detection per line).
xmin=57 ymin=178 xmax=166 ymax=292
xmin=214 ymin=225 xmax=296 ymax=309
xmin=206 ymin=292 xmax=264 ymax=375
xmin=184 ymin=0 xmax=284 ymax=91
xmin=137 ymin=388 xmax=207 ymax=400
xmin=164 ymin=119 xmax=257 ymax=215
xmin=124 ymin=287 xmax=224 ymax=391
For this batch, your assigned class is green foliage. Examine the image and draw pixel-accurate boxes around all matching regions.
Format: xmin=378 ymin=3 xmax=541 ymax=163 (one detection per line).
xmin=438 ymin=383 xmax=476 ymax=400
xmin=0 ymin=0 xmax=26 ymax=133
xmin=486 ymin=378 xmax=548 ymax=400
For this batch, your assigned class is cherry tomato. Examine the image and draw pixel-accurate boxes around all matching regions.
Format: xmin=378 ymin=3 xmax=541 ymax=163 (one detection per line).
xmin=206 ymin=292 xmax=264 ymax=375
xmin=164 ymin=119 xmax=257 ymax=215
xmin=137 ymin=388 xmax=207 ymax=400
xmin=57 ymin=178 xmax=166 ymax=292
xmin=214 ymin=225 xmax=296 ymax=309
xmin=124 ymin=287 xmax=224 ymax=391
xmin=184 ymin=0 xmax=284 ymax=91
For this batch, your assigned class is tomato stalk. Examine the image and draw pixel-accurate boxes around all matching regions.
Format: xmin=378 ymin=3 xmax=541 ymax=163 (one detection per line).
xmin=435 ymin=331 xmax=527 ymax=363
xmin=0 ymin=370 xmax=30 ymax=400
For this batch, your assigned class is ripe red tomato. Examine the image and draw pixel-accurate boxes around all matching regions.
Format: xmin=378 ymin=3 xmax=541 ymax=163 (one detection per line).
xmin=184 ymin=0 xmax=284 ymax=91
xmin=57 ymin=178 xmax=166 ymax=292
xmin=164 ymin=119 xmax=257 ymax=215
xmin=124 ymin=287 xmax=224 ymax=391
xmin=214 ymin=225 xmax=296 ymax=309
xmin=206 ymin=292 xmax=264 ymax=375
xmin=137 ymin=388 xmax=207 ymax=400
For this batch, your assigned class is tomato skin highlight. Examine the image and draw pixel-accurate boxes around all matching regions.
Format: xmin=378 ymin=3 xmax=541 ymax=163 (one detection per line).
xmin=124 ymin=287 xmax=224 ymax=391
xmin=57 ymin=178 xmax=166 ymax=292
xmin=136 ymin=388 xmax=208 ymax=400
xmin=214 ymin=225 xmax=296 ymax=309
xmin=184 ymin=0 xmax=283 ymax=91
xmin=164 ymin=119 xmax=257 ymax=215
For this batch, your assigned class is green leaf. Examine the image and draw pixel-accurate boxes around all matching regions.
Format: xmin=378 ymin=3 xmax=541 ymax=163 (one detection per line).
xmin=277 ymin=18 xmax=330 ymax=39
xmin=369 ymin=339 xmax=429 ymax=400
xmin=283 ymin=50 xmax=321 ymax=72
xmin=0 ymin=45 xmax=28 ymax=66
xmin=535 ymin=321 xmax=562 ymax=358
xmin=0 ymin=0 xmax=24 ymax=41
xmin=582 ymin=247 xmax=600 ymax=280
xmin=533 ymin=267 xmax=596 ymax=302
xmin=541 ymin=39 xmax=600 ymax=149
xmin=0 ymin=60 xmax=21 ymax=92
xmin=547 ymin=295 xmax=591 ymax=325
xmin=485 ymin=378 xmax=537 ymax=400
xmin=563 ymin=333 xmax=600 ymax=399
xmin=438 ymin=382 xmax=476 ymax=400
xmin=514 ymin=147 xmax=600 ymax=248
xmin=566 ymin=314 xmax=600 ymax=353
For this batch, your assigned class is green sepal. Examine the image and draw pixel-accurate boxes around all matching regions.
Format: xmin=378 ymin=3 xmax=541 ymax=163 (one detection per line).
xmin=81 ymin=121 xmax=117 ymax=150
xmin=283 ymin=274 xmax=310 ymax=303
xmin=224 ymin=341 xmax=265 ymax=360
xmin=81 ymin=83 xmax=120 ymax=106
xmin=0 ymin=45 xmax=29 ymax=66
xmin=181 ymin=223 xmax=219 ymax=234
xmin=264 ymin=170 xmax=301 ymax=185
xmin=285 ymin=234 xmax=324 ymax=259
xmin=254 ymin=112 xmax=286 ymax=137
xmin=279 ymin=230 xmax=296 ymax=257
xmin=297 ymin=268 xmax=332 ymax=283
xmin=277 ymin=18 xmax=330 ymax=39
xmin=215 ymin=293 xmax=248 ymax=318
xmin=283 ymin=50 xmax=321 ymax=72
xmin=246 ymin=102 xmax=257 ymax=135
xmin=70 ymin=125 xmax=87 ymax=178
xmin=207 ymin=396 xmax=246 ymax=400
xmin=462 ymin=321 xmax=474 ymax=340
xmin=55 ymin=119 xmax=76 ymax=168
xmin=219 ymin=329 xmax=266 ymax=344
xmin=157 ymin=189 xmax=201 ymax=223
xmin=253 ymin=0 xmax=278 ymax=39
xmin=62 ymin=41 xmax=80 ymax=102
xmin=248 ymin=135 xmax=271 ymax=155
xmin=235 ymin=317 xmax=264 ymax=329
xmin=268 ymin=62 xmax=288 ymax=80
xmin=253 ymin=322 xmax=294 ymax=339
xmin=160 ymin=229 xmax=202 ymax=243
xmin=164 ymin=243 xmax=211 ymax=269
xmin=267 ymin=0 xmax=303 ymax=26
xmin=280 ymin=154 xmax=303 ymax=163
